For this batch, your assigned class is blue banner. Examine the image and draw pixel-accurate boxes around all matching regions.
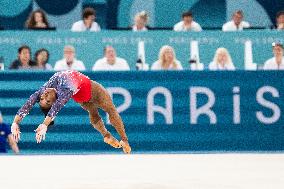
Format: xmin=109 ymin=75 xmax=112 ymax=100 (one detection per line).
xmin=0 ymin=71 xmax=284 ymax=153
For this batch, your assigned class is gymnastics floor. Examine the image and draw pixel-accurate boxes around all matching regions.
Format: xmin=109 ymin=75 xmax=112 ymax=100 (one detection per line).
xmin=1 ymin=154 xmax=283 ymax=189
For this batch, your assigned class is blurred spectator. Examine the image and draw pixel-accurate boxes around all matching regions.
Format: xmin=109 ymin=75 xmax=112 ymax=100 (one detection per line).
xmin=222 ymin=10 xmax=250 ymax=31
xmin=0 ymin=56 xmax=4 ymax=70
xmin=263 ymin=42 xmax=284 ymax=70
xmin=173 ymin=11 xmax=202 ymax=32
xmin=92 ymin=46 xmax=130 ymax=71
xmin=0 ymin=111 xmax=19 ymax=154
xmin=54 ymin=45 xmax=86 ymax=71
xmin=71 ymin=7 xmax=101 ymax=32
xmin=276 ymin=11 xmax=284 ymax=30
xmin=9 ymin=45 xmax=36 ymax=69
xmin=25 ymin=9 xmax=50 ymax=29
xmin=208 ymin=47 xmax=235 ymax=70
xmin=132 ymin=11 xmax=149 ymax=31
xmin=151 ymin=45 xmax=183 ymax=70
xmin=34 ymin=48 xmax=53 ymax=70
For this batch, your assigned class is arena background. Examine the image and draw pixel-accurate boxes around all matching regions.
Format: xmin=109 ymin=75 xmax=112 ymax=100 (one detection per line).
xmin=0 ymin=1 xmax=284 ymax=188
xmin=0 ymin=0 xmax=284 ymax=29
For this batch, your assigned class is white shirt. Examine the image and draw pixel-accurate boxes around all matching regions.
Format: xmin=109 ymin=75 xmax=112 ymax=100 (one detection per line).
xmin=132 ymin=25 xmax=148 ymax=32
xmin=71 ymin=20 xmax=101 ymax=32
xmin=151 ymin=60 xmax=183 ymax=70
xmin=173 ymin=21 xmax=202 ymax=32
xmin=54 ymin=58 xmax=86 ymax=71
xmin=45 ymin=64 xmax=53 ymax=70
xmin=92 ymin=57 xmax=130 ymax=71
xmin=263 ymin=57 xmax=284 ymax=70
xmin=208 ymin=61 xmax=235 ymax=70
xmin=222 ymin=20 xmax=250 ymax=31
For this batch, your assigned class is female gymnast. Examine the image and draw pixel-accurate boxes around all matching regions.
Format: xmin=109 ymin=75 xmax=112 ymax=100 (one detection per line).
xmin=11 ymin=70 xmax=131 ymax=154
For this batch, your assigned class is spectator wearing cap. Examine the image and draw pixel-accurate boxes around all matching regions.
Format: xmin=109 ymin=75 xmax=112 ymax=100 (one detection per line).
xmin=222 ymin=10 xmax=250 ymax=31
xmin=9 ymin=45 xmax=36 ymax=70
xmin=71 ymin=7 xmax=101 ymax=32
xmin=54 ymin=45 xmax=86 ymax=71
xmin=276 ymin=11 xmax=284 ymax=30
xmin=174 ymin=11 xmax=202 ymax=32
xmin=263 ymin=42 xmax=284 ymax=70
xmin=0 ymin=111 xmax=19 ymax=154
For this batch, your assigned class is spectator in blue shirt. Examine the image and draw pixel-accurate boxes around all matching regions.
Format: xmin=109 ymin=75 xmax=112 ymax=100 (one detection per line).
xmin=0 ymin=111 xmax=19 ymax=154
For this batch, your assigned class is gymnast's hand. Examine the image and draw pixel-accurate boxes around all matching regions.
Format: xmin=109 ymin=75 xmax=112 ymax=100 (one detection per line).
xmin=11 ymin=122 xmax=21 ymax=143
xmin=35 ymin=124 xmax=48 ymax=143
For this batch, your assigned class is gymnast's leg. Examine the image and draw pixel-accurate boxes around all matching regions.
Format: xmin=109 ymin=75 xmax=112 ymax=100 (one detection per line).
xmin=80 ymin=102 xmax=121 ymax=148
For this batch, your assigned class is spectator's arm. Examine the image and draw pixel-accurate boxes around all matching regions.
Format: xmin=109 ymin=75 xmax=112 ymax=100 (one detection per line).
xmin=78 ymin=61 xmax=86 ymax=71
xmin=196 ymin=23 xmax=202 ymax=32
xmin=97 ymin=23 xmax=101 ymax=31
xmin=53 ymin=61 xmax=65 ymax=71
xmin=176 ymin=61 xmax=183 ymax=70
xmin=123 ymin=60 xmax=130 ymax=70
xmin=7 ymin=134 xmax=20 ymax=154
xmin=71 ymin=22 xmax=78 ymax=31
xmin=92 ymin=60 xmax=102 ymax=71
xmin=222 ymin=23 xmax=228 ymax=31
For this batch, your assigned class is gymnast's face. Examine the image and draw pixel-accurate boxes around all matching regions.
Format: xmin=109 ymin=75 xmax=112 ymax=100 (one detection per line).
xmin=39 ymin=88 xmax=57 ymax=109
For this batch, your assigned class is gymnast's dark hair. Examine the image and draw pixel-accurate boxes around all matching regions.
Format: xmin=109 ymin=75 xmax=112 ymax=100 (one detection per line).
xmin=40 ymin=107 xmax=54 ymax=125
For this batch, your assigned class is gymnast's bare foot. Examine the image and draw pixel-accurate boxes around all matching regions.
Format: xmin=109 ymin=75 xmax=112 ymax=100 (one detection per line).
xmin=104 ymin=134 xmax=122 ymax=148
xmin=120 ymin=140 xmax=131 ymax=154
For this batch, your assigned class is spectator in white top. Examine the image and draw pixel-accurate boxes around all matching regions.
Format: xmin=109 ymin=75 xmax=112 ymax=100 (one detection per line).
xmin=71 ymin=7 xmax=101 ymax=32
xmin=54 ymin=45 xmax=86 ymax=71
xmin=209 ymin=47 xmax=235 ymax=70
xmin=263 ymin=42 xmax=284 ymax=70
xmin=174 ymin=11 xmax=202 ymax=32
xmin=276 ymin=11 xmax=284 ymax=30
xmin=151 ymin=45 xmax=183 ymax=70
xmin=92 ymin=46 xmax=130 ymax=71
xmin=132 ymin=11 xmax=149 ymax=32
xmin=222 ymin=10 xmax=250 ymax=31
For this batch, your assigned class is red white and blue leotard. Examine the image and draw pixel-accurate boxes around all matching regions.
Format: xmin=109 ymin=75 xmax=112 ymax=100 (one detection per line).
xmin=17 ymin=71 xmax=91 ymax=119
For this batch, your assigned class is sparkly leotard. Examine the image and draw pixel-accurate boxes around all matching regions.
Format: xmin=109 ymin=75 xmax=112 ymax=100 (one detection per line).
xmin=17 ymin=71 xmax=91 ymax=119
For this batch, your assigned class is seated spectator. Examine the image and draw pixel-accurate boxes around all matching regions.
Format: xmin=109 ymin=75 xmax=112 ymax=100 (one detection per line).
xmin=34 ymin=48 xmax=52 ymax=70
xmin=92 ymin=46 xmax=130 ymax=71
xmin=276 ymin=11 xmax=284 ymax=30
xmin=25 ymin=9 xmax=50 ymax=29
xmin=132 ymin=11 xmax=149 ymax=32
xmin=208 ymin=47 xmax=235 ymax=70
xmin=9 ymin=45 xmax=36 ymax=69
xmin=71 ymin=7 xmax=101 ymax=32
xmin=222 ymin=10 xmax=250 ymax=31
xmin=0 ymin=56 xmax=4 ymax=70
xmin=263 ymin=42 xmax=284 ymax=70
xmin=173 ymin=11 xmax=202 ymax=32
xmin=0 ymin=111 xmax=19 ymax=154
xmin=151 ymin=45 xmax=183 ymax=70
xmin=54 ymin=45 xmax=85 ymax=71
